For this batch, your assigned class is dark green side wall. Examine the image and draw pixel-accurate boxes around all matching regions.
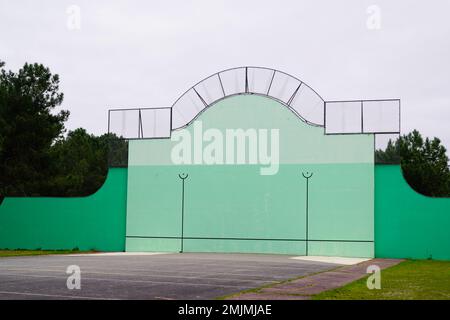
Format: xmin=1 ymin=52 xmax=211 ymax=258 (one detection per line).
xmin=375 ymin=165 xmax=450 ymax=260
xmin=0 ymin=168 xmax=127 ymax=251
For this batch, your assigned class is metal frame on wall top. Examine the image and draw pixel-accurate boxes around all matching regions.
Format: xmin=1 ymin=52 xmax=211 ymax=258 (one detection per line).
xmin=170 ymin=66 xmax=326 ymax=130
xmin=324 ymin=99 xmax=401 ymax=135
xmin=107 ymin=106 xmax=173 ymax=140
xmin=106 ymin=66 xmax=401 ymax=140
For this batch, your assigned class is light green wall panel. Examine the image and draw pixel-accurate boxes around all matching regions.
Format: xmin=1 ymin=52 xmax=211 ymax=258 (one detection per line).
xmin=375 ymin=165 xmax=450 ymax=260
xmin=308 ymin=164 xmax=374 ymax=241
xmin=126 ymin=164 xmax=306 ymax=243
xmin=126 ymin=237 xmax=181 ymax=252
xmin=125 ymin=163 xmax=373 ymax=256
xmin=183 ymin=239 xmax=307 ymax=255
xmin=182 ymin=165 xmax=305 ymax=240
xmin=308 ymin=241 xmax=374 ymax=258
xmin=126 ymin=95 xmax=374 ymax=257
xmin=126 ymin=166 xmax=181 ymax=238
xmin=0 ymin=168 xmax=128 ymax=251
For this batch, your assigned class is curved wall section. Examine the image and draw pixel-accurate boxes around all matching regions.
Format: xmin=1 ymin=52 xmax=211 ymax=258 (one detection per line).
xmin=0 ymin=168 xmax=128 ymax=251
xmin=375 ymin=165 xmax=450 ymax=260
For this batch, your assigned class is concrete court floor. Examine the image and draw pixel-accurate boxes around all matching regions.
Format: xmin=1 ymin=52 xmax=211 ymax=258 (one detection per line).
xmin=0 ymin=252 xmax=344 ymax=300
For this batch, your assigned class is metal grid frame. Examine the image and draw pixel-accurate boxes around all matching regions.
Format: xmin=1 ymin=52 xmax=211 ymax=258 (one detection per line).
xmin=107 ymin=106 xmax=172 ymax=140
xmin=107 ymin=67 xmax=401 ymax=140
xmin=324 ymin=98 xmax=401 ymax=135
xmin=171 ymin=66 xmax=326 ymax=130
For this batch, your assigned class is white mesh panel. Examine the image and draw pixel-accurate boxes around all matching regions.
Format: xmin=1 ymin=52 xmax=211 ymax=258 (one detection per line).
xmin=362 ymin=100 xmax=400 ymax=133
xmin=140 ymin=108 xmax=171 ymax=138
xmin=109 ymin=109 xmax=139 ymax=138
xmin=218 ymin=68 xmax=246 ymax=96
xmin=248 ymin=67 xmax=274 ymax=95
xmin=268 ymin=71 xmax=301 ymax=104
xmin=194 ymin=74 xmax=225 ymax=106
xmin=171 ymin=88 xmax=207 ymax=129
xmin=290 ymin=84 xmax=324 ymax=125
xmin=325 ymin=101 xmax=362 ymax=134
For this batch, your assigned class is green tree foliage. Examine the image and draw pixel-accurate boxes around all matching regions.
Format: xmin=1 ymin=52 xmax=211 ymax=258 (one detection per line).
xmin=376 ymin=130 xmax=450 ymax=197
xmin=374 ymin=139 xmax=401 ymax=164
xmin=0 ymin=61 xmax=69 ymax=196
xmin=49 ymin=129 xmax=128 ymax=196
xmin=0 ymin=61 xmax=128 ymax=199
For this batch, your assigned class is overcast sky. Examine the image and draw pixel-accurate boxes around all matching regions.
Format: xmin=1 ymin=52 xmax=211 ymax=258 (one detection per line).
xmin=1 ymin=0 xmax=449 ymax=149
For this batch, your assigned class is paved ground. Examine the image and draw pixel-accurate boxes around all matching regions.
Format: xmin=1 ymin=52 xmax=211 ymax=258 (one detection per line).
xmin=227 ymin=258 xmax=403 ymax=300
xmin=0 ymin=253 xmax=342 ymax=300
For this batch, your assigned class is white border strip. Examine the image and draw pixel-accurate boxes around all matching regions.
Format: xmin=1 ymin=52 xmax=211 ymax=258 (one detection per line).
xmin=290 ymin=256 xmax=370 ymax=265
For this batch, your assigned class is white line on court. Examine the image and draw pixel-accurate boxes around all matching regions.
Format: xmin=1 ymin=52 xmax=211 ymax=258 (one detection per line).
xmin=1 ymin=260 xmax=327 ymax=276
xmin=4 ymin=260 xmax=319 ymax=271
xmin=63 ymin=252 xmax=169 ymax=257
xmin=0 ymin=272 xmax=249 ymax=288
xmin=0 ymin=290 xmax=117 ymax=300
xmin=290 ymin=256 xmax=371 ymax=265
xmin=0 ymin=267 xmax=274 ymax=283
xmin=0 ymin=264 xmax=303 ymax=279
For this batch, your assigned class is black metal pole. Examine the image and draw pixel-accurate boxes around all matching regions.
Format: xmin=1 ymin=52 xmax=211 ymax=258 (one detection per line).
xmin=178 ymin=173 xmax=188 ymax=253
xmin=302 ymin=172 xmax=313 ymax=256
xmin=306 ymin=178 xmax=309 ymax=255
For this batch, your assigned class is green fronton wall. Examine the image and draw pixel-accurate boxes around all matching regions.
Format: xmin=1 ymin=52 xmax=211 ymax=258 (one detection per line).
xmin=0 ymin=168 xmax=128 ymax=251
xmin=1 ymin=106 xmax=448 ymax=260
xmin=126 ymin=95 xmax=375 ymax=257
xmin=375 ymin=165 xmax=450 ymax=260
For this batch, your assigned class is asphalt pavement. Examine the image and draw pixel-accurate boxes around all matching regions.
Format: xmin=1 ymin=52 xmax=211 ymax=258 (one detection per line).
xmin=0 ymin=252 xmax=341 ymax=300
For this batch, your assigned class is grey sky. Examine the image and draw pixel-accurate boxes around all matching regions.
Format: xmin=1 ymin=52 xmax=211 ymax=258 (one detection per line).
xmin=1 ymin=0 xmax=449 ymax=149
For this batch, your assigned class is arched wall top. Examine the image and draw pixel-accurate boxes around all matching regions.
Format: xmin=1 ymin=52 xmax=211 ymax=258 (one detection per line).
xmin=107 ymin=66 xmax=400 ymax=139
xmin=171 ymin=66 xmax=326 ymax=130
